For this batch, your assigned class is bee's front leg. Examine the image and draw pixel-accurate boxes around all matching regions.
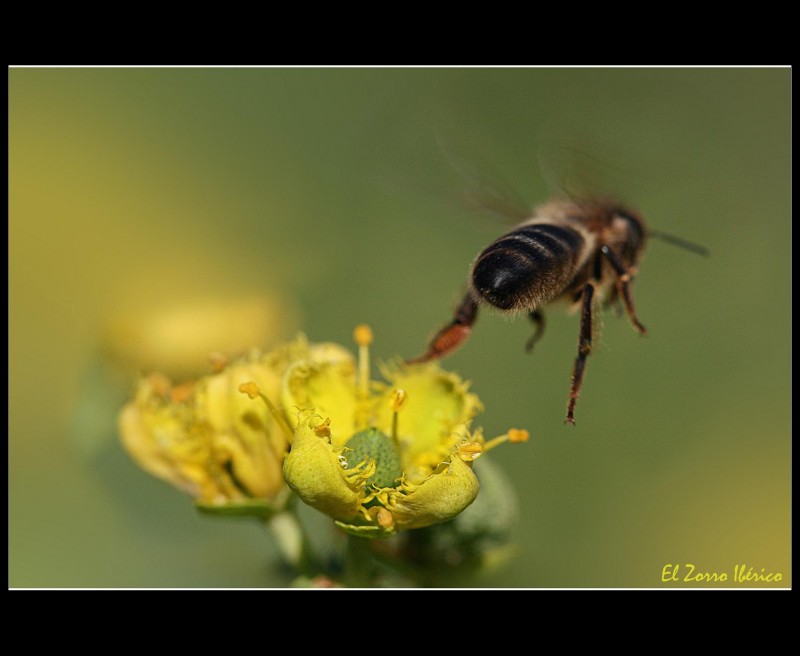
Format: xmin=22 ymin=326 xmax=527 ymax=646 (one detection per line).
xmin=600 ymin=245 xmax=647 ymax=335
xmin=408 ymin=292 xmax=478 ymax=364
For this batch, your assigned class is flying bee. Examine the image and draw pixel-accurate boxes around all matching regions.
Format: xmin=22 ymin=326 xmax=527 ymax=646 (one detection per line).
xmin=409 ymin=196 xmax=706 ymax=424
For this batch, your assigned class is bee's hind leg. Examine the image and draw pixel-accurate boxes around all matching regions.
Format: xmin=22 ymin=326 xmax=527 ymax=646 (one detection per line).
xmin=566 ymin=283 xmax=595 ymax=425
xmin=525 ymin=309 xmax=546 ymax=353
xmin=407 ymin=292 xmax=478 ymax=364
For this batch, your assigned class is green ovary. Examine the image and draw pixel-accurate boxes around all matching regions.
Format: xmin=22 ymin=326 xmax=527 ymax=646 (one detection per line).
xmin=344 ymin=428 xmax=402 ymax=489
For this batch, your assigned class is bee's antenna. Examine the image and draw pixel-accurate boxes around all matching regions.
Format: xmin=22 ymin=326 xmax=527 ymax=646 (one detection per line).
xmin=648 ymin=230 xmax=710 ymax=257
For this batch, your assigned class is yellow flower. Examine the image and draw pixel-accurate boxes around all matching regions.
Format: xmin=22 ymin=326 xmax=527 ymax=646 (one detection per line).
xmin=105 ymin=294 xmax=300 ymax=379
xmin=279 ymin=325 xmax=528 ymax=538
xmin=118 ymin=336 xmax=351 ymax=518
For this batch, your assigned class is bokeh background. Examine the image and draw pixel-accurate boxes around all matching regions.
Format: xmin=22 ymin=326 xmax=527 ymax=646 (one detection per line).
xmin=9 ymin=68 xmax=790 ymax=588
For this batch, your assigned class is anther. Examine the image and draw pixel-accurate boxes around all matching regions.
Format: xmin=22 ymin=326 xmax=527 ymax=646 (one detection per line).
xmin=313 ymin=417 xmax=332 ymax=438
xmin=389 ymin=388 xmax=408 ymax=444
xmin=389 ymin=388 xmax=408 ymax=412
xmin=238 ymin=381 xmax=261 ymax=399
xmin=482 ymin=427 xmax=531 ymax=453
xmin=208 ymin=351 xmax=228 ymax=372
xmin=353 ymin=324 xmax=373 ymax=347
xmin=507 ymin=428 xmax=530 ymax=443
xmin=376 ymin=507 xmax=394 ymax=529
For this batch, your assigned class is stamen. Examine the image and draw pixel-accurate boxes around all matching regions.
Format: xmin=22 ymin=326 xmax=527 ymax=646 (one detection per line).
xmin=208 ymin=351 xmax=228 ymax=372
xmin=353 ymin=323 xmax=372 ymax=396
xmin=389 ymin=388 xmax=407 ymax=445
xmin=389 ymin=388 xmax=408 ymax=412
xmin=313 ymin=417 xmax=332 ymax=439
xmin=483 ymin=428 xmax=530 ymax=453
xmin=376 ymin=507 xmax=394 ymax=529
xmin=353 ymin=324 xmax=373 ymax=397
xmin=238 ymin=381 xmax=260 ymax=399
xmin=507 ymin=428 xmax=530 ymax=443
xmin=170 ymin=381 xmax=194 ymax=404
xmin=238 ymin=381 xmax=294 ymax=441
xmin=147 ymin=372 xmax=173 ymax=398
xmin=354 ymin=324 xmax=373 ymax=347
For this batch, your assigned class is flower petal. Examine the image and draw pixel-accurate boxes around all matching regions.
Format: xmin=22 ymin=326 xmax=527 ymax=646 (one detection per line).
xmin=390 ymin=456 xmax=480 ymax=529
xmin=119 ymin=378 xmax=218 ymax=499
xmin=118 ymin=338 xmax=336 ymax=505
xmin=375 ymin=363 xmax=483 ymax=480
xmin=281 ymin=359 xmax=360 ymax=446
xmin=196 ymin=360 xmax=288 ymax=499
xmin=282 ymin=414 xmax=365 ymax=522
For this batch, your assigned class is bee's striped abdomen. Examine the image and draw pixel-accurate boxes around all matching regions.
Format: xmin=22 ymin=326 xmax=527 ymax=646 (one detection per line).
xmin=471 ymin=222 xmax=586 ymax=311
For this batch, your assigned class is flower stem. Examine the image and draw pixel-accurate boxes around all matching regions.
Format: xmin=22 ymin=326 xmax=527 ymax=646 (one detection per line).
xmin=344 ymin=534 xmax=376 ymax=588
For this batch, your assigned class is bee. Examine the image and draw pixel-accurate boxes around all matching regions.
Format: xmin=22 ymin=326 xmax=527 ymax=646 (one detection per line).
xmin=409 ymin=197 xmax=685 ymax=424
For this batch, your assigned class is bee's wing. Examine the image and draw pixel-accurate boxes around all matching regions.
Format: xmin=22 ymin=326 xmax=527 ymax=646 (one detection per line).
xmin=536 ymin=133 xmax=658 ymax=206
xmin=437 ymin=134 xmax=650 ymax=225
xmin=537 ymin=138 xmax=611 ymax=202
xmin=436 ymin=135 xmax=532 ymax=224
xmin=538 ymin=135 xmax=709 ymax=255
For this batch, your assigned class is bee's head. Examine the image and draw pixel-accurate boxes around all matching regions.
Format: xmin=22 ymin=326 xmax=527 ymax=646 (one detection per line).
xmin=611 ymin=208 xmax=647 ymax=265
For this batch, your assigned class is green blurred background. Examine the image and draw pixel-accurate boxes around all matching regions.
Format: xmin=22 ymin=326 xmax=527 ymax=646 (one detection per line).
xmin=9 ymin=68 xmax=790 ymax=588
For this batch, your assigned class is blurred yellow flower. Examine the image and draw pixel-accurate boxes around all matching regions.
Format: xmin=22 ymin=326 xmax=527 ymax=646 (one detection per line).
xmin=118 ymin=337 xmax=351 ymax=517
xmin=105 ymin=294 xmax=300 ymax=379
xmin=278 ymin=326 xmax=528 ymax=538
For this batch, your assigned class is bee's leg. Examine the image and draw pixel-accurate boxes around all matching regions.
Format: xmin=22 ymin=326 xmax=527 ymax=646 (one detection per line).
xmin=566 ymin=283 xmax=595 ymax=425
xmin=407 ymin=292 xmax=478 ymax=364
xmin=525 ymin=309 xmax=546 ymax=353
xmin=604 ymin=287 xmax=624 ymax=318
xmin=600 ymin=245 xmax=647 ymax=335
